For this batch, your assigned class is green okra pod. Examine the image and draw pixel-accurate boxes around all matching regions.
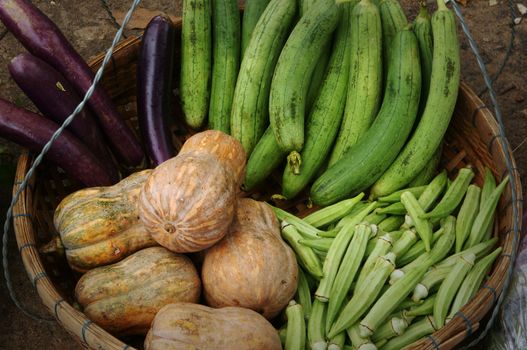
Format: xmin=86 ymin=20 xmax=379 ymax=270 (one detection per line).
xmin=299 ymin=238 xmax=333 ymax=252
xmin=304 ymin=193 xmax=365 ymax=228
xmin=316 ymin=203 xmax=378 ymax=301
xmin=281 ymin=221 xmax=324 ymax=279
xmin=346 ymin=324 xmax=375 ymax=350
xmin=326 ymin=224 xmax=372 ymax=330
xmin=401 ymin=191 xmax=433 ymax=251
xmin=466 ymin=176 xmax=509 ymax=248
xmin=327 ymin=331 xmax=345 ymax=350
xmin=364 ymin=212 xmax=388 ymax=225
xmin=285 ymin=300 xmax=306 ymax=350
xmin=418 ymin=170 xmax=448 ymax=212
xmin=308 ymin=299 xmax=328 ymax=350
xmin=380 ymin=316 xmax=437 ymax=350
xmin=336 ymin=202 xmax=378 ymax=229
xmin=406 ymin=294 xmax=437 ymax=317
xmin=480 ymin=168 xmax=497 ymax=241
xmin=448 ymin=247 xmax=502 ymax=320
xmin=371 ymin=313 xmax=414 ymax=342
xmin=376 ymin=202 xmax=406 ymax=216
xmin=433 ymin=253 xmax=476 ymax=328
xmin=394 ymin=298 xmax=424 ymax=314
xmin=397 ymin=228 xmax=444 ymax=267
xmin=279 ymin=325 xmax=287 ymax=346
xmin=421 ymin=167 xmax=475 ymax=219
xmin=455 ymin=184 xmax=481 ymax=252
xmin=356 ymin=234 xmax=394 ymax=291
xmin=359 ymin=264 xmax=428 ymax=338
xmin=435 ymin=237 xmax=498 ymax=270
xmin=412 ymin=265 xmax=452 ymax=302
xmin=329 ymin=253 xmax=396 ymax=337
xmin=377 ymin=185 xmax=427 ymax=203
xmin=272 ymin=205 xmax=325 ymax=238
xmin=391 ymin=229 xmax=418 ymax=257
xmin=378 ymin=215 xmax=405 ymax=232
xmin=296 ymin=267 xmax=313 ymax=320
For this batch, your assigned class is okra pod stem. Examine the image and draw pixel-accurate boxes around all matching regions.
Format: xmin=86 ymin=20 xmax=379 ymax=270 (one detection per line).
xmin=466 ymin=176 xmax=509 ymax=248
xmin=378 ymin=215 xmax=405 ymax=232
xmin=308 ymin=299 xmax=328 ymax=350
xmin=359 ymin=264 xmax=428 ymax=337
xmin=281 ymin=221 xmax=324 ymax=279
xmin=296 ymin=267 xmax=313 ymax=319
xmin=401 ymin=191 xmax=433 ymax=251
xmin=346 ymin=324 xmax=375 ymax=350
xmin=391 ymin=229 xmax=418 ymax=257
xmin=317 ymin=203 xmax=377 ymax=301
xmin=327 ymin=331 xmax=345 ymax=350
xmin=285 ymin=300 xmax=306 ymax=350
xmin=433 ymin=253 xmax=476 ymax=327
xmin=412 ymin=265 xmax=452 ymax=302
xmin=327 ymin=224 xmax=372 ymax=330
xmin=448 ymin=247 xmax=502 ymax=319
xmin=421 ymin=167 xmax=475 ymax=219
xmin=455 ymin=184 xmax=481 ymax=252
xmin=371 ymin=313 xmax=414 ymax=342
xmin=329 ymin=253 xmax=396 ymax=337
xmin=380 ymin=316 xmax=437 ymax=350
xmin=377 ymin=185 xmax=427 ymax=203
xmin=304 ymin=193 xmax=365 ymax=228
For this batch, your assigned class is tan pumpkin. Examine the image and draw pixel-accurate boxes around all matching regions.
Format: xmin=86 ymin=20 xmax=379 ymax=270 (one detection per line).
xmin=202 ymin=198 xmax=298 ymax=319
xmin=179 ymin=130 xmax=246 ymax=187
xmin=144 ymin=303 xmax=282 ymax=350
xmin=139 ymin=151 xmax=236 ymax=253
xmin=52 ymin=169 xmax=157 ymax=272
xmin=75 ymin=247 xmax=201 ymax=335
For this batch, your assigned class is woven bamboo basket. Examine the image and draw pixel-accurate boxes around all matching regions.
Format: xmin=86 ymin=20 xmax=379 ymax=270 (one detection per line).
xmin=11 ymin=15 xmax=522 ymax=350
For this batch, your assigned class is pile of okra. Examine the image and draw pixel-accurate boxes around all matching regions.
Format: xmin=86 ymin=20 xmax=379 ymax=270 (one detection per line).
xmin=272 ymin=167 xmax=508 ymax=350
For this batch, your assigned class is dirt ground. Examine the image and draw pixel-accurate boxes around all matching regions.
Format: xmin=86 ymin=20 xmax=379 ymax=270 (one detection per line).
xmin=0 ymin=0 xmax=526 ymax=349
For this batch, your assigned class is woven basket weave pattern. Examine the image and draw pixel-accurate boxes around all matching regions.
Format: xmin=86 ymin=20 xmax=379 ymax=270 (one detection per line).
xmin=12 ymin=22 xmax=522 ymax=350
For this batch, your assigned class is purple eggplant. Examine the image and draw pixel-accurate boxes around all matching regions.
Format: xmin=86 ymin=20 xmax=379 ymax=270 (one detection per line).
xmin=137 ymin=15 xmax=176 ymax=166
xmin=0 ymin=98 xmax=113 ymax=187
xmin=8 ymin=53 xmax=119 ymax=182
xmin=0 ymin=0 xmax=144 ymax=166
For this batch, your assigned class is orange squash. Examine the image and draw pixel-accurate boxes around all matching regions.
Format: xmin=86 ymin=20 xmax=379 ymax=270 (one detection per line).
xmin=179 ymin=130 xmax=246 ymax=187
xmin=75 ymin=247 xmax=201 ymax=336
xmin=52 ymin=170 xmax=157 ymax=272
xmin=144 ymin=303 xmax=282 ymax=350
xmin=139 ymin=151 xmax=236 ymax=253
xmin=202 ymin=198 xmax=298 ymax=319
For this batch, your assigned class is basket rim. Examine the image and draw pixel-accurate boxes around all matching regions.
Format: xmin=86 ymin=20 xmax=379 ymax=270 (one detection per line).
xmin=11 ymin=37 xmax=523 ymax=350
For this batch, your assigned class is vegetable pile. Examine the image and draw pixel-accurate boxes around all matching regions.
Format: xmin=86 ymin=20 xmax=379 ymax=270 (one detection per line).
xmin=0 ymin=0 xmax=512 ymax=349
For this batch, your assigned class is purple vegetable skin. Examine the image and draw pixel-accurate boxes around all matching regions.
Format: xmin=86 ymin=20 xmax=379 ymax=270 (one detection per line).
xmin=0 ymin=0 xmax=144 ymax=166
xmin=137 ymin=15 xmax=176 ymax=166
xmin=8 ymin=53 xmax=119 ymax=182
xmin=0 ymin=98 xmax=113 ymax=187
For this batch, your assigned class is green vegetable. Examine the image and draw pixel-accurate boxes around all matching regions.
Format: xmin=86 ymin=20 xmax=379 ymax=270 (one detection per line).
xmin=455 ymin=184 xmax=481 ymax=252
xmin=285 ymin=300 xmax=306 ymax=350
xmin=376 ymin=202 xmax=406 ymax=216
xmin=371 ymin=313 xmax=414 ymax=342
xmin=417 ymin=170 xmax=448 ymax=211
xmin=378 ymin=186 xmax=427 ymax=204
xmin=408 ymin=146 xmax=442 ymax=187
xmin=357 ymin=234 xmax=394 ymax=290
xmin=412 ymin=265 xmax=453 ymax=302
xmin=413 ymin=2 xmax=433 ymax=116
xmin=401 ymin=191 xmax=433 ymax=251
xmin=378 ymin=216 xmax=405 ymax=232
xmin=406 ymin=294 xmax=437 ymax=317
xmin=296 ymin=268 xmax=313 ymax=320
xmin=241 ymin=0 xmax=270 ymax=57
xmin=480 ymin=168 xmax=497 ymax=241
xmin=380 ymin=316 xmax=437 ymax=350
xmin=181 ymin=0 xmax=212 ymax=129
xmin=378 ymin=0 xmax=408 ymax=72
xmin=308 ymin=300 xmax=328 ymax=350
xmin=391 ymin=229 xmax=418 ymax=257
xmin=397 ymin=227 xmax=443 ymax=267
xmin=281 ymin=221 xmax=324 ymax=279
xmin=304 ymin=194 xmax=365 ymax=229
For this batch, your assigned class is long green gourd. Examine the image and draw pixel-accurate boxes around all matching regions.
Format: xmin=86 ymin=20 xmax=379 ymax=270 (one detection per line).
xmin=180 ymin=0 xmax=212 ymax=129
xmin=209 ymin=0 xmax=240 ymax=133
xmin=310 ymin=26 xmax=422 ymax=206
xmin=378 ymin=0 xmax=408 ymax=73
xmin=328 ymin=0 xmax=383 ymax=166
xmin=231 ymin=0 xmax=297 ymax=155
xmin=269 ymin=0 xmax=340 ymax=161
xmin=413 ymin=1 xmax=434 ymax=117
xmin=281 ymin=3 xmax=353 ymax=198
xmin=241 ymin=0 xmax=270 ymax=57
xmin=370 ymin=0 xmax=461 ymax=197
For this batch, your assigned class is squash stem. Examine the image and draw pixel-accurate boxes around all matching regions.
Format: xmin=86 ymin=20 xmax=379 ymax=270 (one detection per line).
xmin=288 ymin=151 xmax=302 ymax=175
